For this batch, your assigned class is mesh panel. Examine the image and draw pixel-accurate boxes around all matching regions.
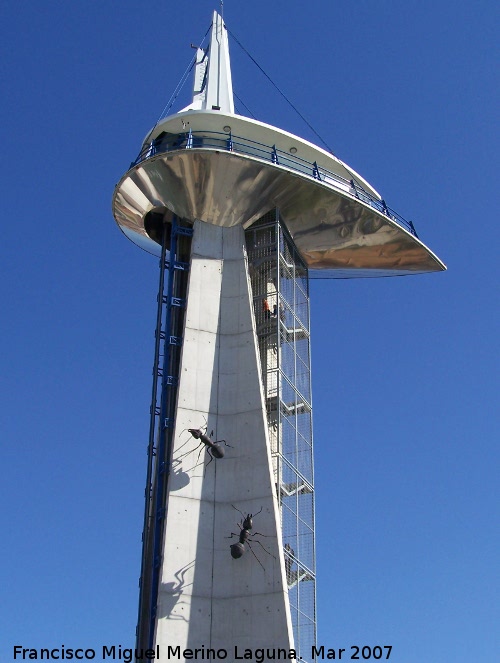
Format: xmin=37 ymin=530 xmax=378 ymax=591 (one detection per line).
xmin=246 ymin=210 xmax=317 ymax=662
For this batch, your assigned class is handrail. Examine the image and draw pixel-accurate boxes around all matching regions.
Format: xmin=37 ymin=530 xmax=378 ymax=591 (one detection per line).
xmin=131 ymin=130 xmax=418 ymax=237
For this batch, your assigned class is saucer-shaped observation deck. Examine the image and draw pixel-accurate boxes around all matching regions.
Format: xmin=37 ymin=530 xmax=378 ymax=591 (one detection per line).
xmin=112 ymin=13 xmax=445 ymax=277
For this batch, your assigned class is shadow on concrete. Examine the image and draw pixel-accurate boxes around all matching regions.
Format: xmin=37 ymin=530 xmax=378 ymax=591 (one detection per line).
xmin=157 ymin=559 xmax=195 ymax=620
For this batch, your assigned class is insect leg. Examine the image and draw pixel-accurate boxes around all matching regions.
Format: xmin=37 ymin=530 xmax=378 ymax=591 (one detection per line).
xmin=205 ymin=448 xmax=214 ymax=469
xmin=250 ymin=538 xmax=275 ymax=559
xmin=247 ymin=541 xmax=266 ymax=571
xmin=176 ymin=432 xmax=200 ymax=459
xmin=195 ymin=442 xmax=205 ymax=465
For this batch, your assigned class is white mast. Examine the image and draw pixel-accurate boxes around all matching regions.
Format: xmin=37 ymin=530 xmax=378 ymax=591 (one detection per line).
xmin=184 ymin=11 xmax=234 ymax=113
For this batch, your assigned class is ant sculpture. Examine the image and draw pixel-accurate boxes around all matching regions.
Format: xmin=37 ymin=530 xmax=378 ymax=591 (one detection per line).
xmin=186 ymin=425 xmax=231 ymax=467
xmin=227 ymin=505 xmax=274 ymax=570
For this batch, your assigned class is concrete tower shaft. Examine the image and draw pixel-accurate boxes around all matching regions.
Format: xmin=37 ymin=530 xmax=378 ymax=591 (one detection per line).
xmin=152 ymin=221 xmax=295 ymax=655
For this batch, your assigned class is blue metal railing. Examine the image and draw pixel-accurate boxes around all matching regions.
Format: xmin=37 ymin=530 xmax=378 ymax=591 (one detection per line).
xmin=136 ymin=218 xmax=193 ymax=654
xmin=131 ymin=130 xmax=418 ymax=237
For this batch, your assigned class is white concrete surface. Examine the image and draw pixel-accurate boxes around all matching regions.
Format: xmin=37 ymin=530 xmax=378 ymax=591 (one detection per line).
xmin=155 ymin=221 xmax=294 ymax=659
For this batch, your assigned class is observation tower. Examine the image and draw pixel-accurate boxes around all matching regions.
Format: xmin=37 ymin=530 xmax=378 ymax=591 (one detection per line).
xmin=112 ymin=11 xmax=445 ymax=663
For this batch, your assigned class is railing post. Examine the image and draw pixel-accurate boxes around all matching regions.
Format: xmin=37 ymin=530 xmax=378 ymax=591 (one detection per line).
xmin=408 ymin=220 xmax=419 ymax=238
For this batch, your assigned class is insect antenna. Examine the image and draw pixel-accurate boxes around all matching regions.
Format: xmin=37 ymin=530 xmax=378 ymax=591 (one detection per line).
xmin=231 ymin=504 xmax=246 ymax=519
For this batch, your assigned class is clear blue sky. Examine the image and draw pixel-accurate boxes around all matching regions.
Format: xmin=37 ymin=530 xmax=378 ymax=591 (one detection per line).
xmin=1 ymin=1 xmax=498 ymax=661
